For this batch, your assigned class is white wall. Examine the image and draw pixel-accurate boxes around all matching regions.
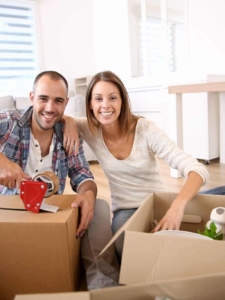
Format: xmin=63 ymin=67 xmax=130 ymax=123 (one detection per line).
xmin=37 ymin=0 xmax=225 ymax=87
xmin=37 ymin=0 xmax=132 ymax=90
xmin=37 ymin=0 xmax=96 ymax=91
xmin=188 ymin=0 xmax=225 ymax=77
xmin=92 ymin=0 xmax=131 ymax=79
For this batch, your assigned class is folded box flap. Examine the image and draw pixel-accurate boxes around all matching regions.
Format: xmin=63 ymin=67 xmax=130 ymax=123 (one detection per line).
xmin=0 ymin=194 xmax=77 ymax=211
xmin=120 ymin=232 xmax=225 ymax=285
xmin=14 ymin=292 xmax=90 ymax=300
xmin=98 ymin=193 xmax=155 ymax=257
xmin=0 ymin=195 xmax=25 ymax=210
xmin=44 ymin=195 xmax=77 ymax=210
xmin=91 ymin=272 xmax=225 ymax=300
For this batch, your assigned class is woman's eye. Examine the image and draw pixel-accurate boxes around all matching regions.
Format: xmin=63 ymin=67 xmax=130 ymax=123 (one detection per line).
xmin=111 ymin=97 xmax=117 ymax=100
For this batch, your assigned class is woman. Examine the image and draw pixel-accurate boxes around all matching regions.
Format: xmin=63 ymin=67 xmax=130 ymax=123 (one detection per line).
xmin=65 ymin=71 xmax=223 ymax=261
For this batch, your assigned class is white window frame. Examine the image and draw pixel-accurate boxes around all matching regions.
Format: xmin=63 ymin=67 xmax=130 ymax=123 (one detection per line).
xmin=128 ymin=0 xmax=189 ymax=82
xmin=0 ymin=0 xmax=42 ymax=97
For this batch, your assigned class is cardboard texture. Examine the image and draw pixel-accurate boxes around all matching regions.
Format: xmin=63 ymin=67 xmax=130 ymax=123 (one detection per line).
xmin=14 ymin=272 xmax=225 ymax=300
xmin=14 ymin=292 xmax=90 ymax=300
xmin=91 ymin=272 xmax=225 ymax=300
xmin=0 ymin=195 xmax=81 ymax=300
xmin=13 ymin=192 xmax=225 ymax=300
xmin=98 ymin=192 xmax=225 ymax=287
xmin=115 ymin=192 xmax=225 ymax=285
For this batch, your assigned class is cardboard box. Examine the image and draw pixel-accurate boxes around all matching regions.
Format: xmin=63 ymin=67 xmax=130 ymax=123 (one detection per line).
xmin=99 ymin=192 xmax=225 ymax=285
xmin=0 ymin=195 xmax=81 ymax=300
xmin=13 ymin=272 xmax=225 ymax=300
xmin=14 ymin=192 xmax=225 ymax=300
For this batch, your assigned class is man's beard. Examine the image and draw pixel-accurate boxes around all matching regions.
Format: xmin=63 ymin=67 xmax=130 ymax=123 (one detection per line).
xmin=34 ymin=112 xmax=57 ymax=131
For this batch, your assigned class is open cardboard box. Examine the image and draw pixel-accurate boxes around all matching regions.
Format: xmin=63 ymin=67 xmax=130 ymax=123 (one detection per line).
xmin=14 ymin=272 xmax=225 ymax=300
xmin=13 ymin=192 xmax=225 ymax=300
xmin=99 ymin=192 xmax=225 ymax=286
xmin=0 ymin=195 xmax=81 ymax=300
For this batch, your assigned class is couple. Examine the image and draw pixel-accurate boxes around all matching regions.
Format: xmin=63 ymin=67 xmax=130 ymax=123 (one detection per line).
xmin=0 ymin=70 xmax=224 ymax=290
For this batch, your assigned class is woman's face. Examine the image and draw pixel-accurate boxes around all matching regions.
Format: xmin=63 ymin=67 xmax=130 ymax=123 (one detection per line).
xmin=90 ymin=81 xmax=122 ymax=126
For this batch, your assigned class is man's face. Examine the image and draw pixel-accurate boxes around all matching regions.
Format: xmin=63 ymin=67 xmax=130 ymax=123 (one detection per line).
xmin=30 ymin=75 xmax=68 ymax=131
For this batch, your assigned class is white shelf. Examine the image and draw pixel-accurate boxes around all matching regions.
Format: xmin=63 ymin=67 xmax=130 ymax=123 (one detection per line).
xmin=75 ymin=76 xmax=93 ymax=97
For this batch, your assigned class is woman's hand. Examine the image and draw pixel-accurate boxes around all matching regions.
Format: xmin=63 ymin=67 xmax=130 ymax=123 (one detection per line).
xmin=151 ymin=203 xmax=185 ymax=232
xmin=152 ymin=172 xmax=204 ymax=233
xmin=61 ymin=115 xmax=80 ymax=156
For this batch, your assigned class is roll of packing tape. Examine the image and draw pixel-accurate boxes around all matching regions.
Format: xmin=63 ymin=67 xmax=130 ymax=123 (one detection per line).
xmin=33 ymin=171 xmax=59 ymax=197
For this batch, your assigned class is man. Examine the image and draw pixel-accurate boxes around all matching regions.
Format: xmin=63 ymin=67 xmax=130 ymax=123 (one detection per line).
xmin=0 ymin=71 xmax=119 ymax=289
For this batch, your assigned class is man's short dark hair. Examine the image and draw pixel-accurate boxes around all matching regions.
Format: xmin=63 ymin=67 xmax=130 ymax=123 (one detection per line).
xmin=33 ymin=71 xmax=68 ymax=93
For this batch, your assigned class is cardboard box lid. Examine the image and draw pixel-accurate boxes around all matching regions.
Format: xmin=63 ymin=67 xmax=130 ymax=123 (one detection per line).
xmin=14 ymin=292 xmax=90 ymax=300
xmin=120 ymin=231 xmax=225 ymax=284
xmin=14 ymin=272 xmax=225 ymax=300
xmin=0 ymin=195 xmax=77 ymax=222
xmin=98 ymin=193 xmax=155 ymax=257
xmin=92 ymin=272 xmax=225 ymax=300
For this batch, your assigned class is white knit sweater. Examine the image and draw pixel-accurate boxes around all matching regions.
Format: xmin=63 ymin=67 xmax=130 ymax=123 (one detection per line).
xmin=76 ymin=117 xmax=209 ymax=212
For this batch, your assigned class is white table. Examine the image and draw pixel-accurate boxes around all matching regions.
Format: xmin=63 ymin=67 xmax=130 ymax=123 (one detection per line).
xmin=168 ymin=81 xmax=225 ymax=178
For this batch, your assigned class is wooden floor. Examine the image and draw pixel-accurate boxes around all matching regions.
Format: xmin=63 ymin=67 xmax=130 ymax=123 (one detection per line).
xmin=65 ymin=158 xmax=225 ymax=206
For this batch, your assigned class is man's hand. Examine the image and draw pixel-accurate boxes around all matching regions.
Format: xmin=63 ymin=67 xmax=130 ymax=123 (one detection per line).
xmin=71 ymin=180 xmax=97 ymax=237
xmin=71 ymin=190 xmax=96 ymax=237
xmin=61 ymin=115 xmax=80 ymax=156
xmin=0 ymin=154 xmax=31 ymax=189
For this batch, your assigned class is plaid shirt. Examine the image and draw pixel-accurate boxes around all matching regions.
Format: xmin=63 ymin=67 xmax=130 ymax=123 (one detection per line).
xmin=0 ymin=106 xmax=94 ymax=195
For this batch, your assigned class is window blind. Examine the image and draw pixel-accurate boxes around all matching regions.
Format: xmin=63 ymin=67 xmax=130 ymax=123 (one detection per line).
xmin=167 ymin=20 xmax=186 ymax=72
xmin=140 ymin=18 xmax=163 ymax=76
xmin=0 ymin=0 xmax=38 ymax=96
xmin=140 ymin=17 xmax=186 ymax=76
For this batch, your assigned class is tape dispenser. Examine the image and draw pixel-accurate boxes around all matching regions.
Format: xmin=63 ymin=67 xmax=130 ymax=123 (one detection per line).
xmin=20 ymin=171 xmax=60 ymax=213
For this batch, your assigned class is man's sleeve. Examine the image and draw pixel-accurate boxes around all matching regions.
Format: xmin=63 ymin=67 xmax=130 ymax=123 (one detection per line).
xmin=0 ymin=111 xmax=15 ymax=143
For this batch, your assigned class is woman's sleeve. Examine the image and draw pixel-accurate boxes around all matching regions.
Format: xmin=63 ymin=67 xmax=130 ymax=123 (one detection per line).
xmin=148 ymin=121 xmax=209 ymax=185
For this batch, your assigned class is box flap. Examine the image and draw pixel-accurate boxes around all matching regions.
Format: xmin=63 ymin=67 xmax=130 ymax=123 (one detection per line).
xmin=90 ymin=285 xmax=155 ymax=300
xmin=91 ymin=272 xmax=225 ymax=300
xmin=0 ymin=195 xmax=78 ymax=223
xmin=14 ymin=292 xmax=90 ymax=300
xmin=98 ymin=193 xmax=155 ymax=256
xmin=120 ymin=231 xmax=225 ymax=285
xmin=0 ymin=194 xmax=77 ymax=211
xmin=0 ymin=195 xmax=25 ymax=210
